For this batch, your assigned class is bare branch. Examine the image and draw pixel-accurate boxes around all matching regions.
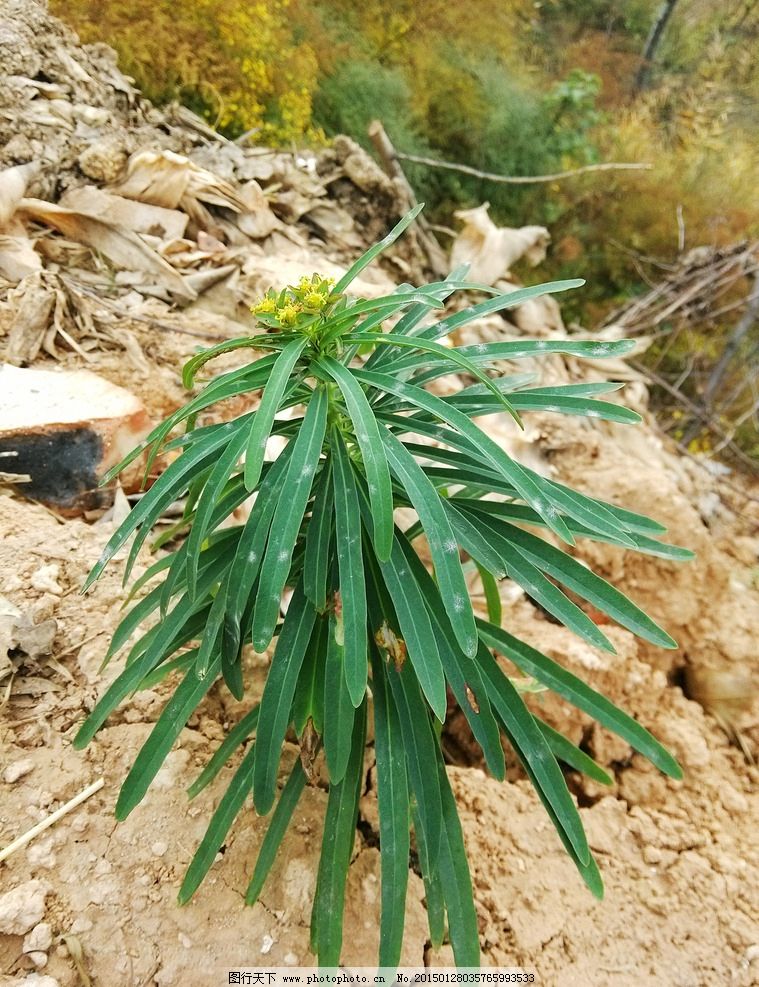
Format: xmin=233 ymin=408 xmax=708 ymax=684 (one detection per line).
xmin=390 ymin=152 xmax=652 ymax=185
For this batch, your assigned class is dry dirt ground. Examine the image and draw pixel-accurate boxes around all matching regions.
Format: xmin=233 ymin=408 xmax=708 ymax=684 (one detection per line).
xmin=0 ymin=312 xmax=758 ymax=987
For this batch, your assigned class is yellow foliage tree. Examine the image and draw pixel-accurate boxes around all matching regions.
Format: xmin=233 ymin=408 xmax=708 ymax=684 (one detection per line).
xmin=51 ymin=0 xmax=320 ymax=142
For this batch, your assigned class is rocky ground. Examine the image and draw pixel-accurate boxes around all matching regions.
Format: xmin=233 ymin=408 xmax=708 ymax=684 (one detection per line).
xmin=1 ymin=3 xmax=758 ymax=986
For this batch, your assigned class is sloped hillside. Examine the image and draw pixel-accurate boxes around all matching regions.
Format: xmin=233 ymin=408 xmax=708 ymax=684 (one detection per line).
xmin=1 ymin=3 xmax=758 ymax=985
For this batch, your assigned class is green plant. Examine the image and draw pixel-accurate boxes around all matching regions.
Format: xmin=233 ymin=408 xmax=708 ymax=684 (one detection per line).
xmin=77 ymin=207 xmax=689 ymax=966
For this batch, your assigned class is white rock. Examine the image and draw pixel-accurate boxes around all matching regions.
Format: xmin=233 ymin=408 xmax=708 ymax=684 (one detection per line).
xmin=0 ymin=880 xmax=48 ymax=935
xmin=23 ymin=921 xmax=53 ymax=953
xmin=3 ymin=758 xmax=34 ymax=783
xmin=29 ymin=565 xmax=63 ymax=596
xmin=22 ymin=976 xmax=60 ymax=986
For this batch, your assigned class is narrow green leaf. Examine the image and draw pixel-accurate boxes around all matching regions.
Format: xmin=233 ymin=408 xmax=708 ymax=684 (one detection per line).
xmin=74 ymin=600 xmax=212 ymax=748
xmin=311 ymin=701 xmax=367 ymax=963
xmin=178 ymin=743 xmax=255 ymax=904
xmin=411 ymin=803 xmax=446 ymax=948
xmin=479 ymin=516 xmax=677 ymax=649
xmin=435 ymin=755 xmax=480 ymax=967
xmin=252 ymin=388 xmax=327 ymax=652
xmin=354 ymin=369 xmax=574 ymax=545
xmin=221 ymin=643 xmax=244 ymax=700
xmin=303 ymin=463 xmax=333 ymax=611
xmin=462 ymin=381 xmax=624 ymax=401
xmin=324 ymin=612 xmax=356 ymax=784
xmin=371 ymin=652 xmax=410 ymax=968
xmin=139 ymin=649 xmax=197 ymax=690
xmin=84 ymin=424 xmax=235 ymax=590
xmin=116 ymin=657 xmax=221 ymax=819
xmin=100 ymin=355 xmax=277 ymax=486
xmin=536 ymin=718 xmax=613 ymax=786
xmin=476 ymin=618 xmax=682 ymax=778
xmin=185 ymin=424 xmax=249 ymax=596
xmin=292 ymin=617 xmax=327 ymax=737
xmin=397 ymin=535 xmax=505 ymax=781
xmin=318 ymin=357 xmax=394 ymax=561
xmin=452 ymin=498 xmax=689 ymax=560
xmin=371 ymin=535 xmax=447 ymax=721
xmin=246 ymin=760 xmax=308 ymax=905
xmin=393 ymin=337 xmax=636 ymax=384
xmin=321 ymin=290 xmax=446 ymax=344
xmin=194 ymin=584 xmax=227 ymax=679
xmin=243 ymin=337 xmax=308 ymax=492
xmin=333 ymin=205 xmax=424 ymax=295
xmin=123 ymin=552 xmax=175 ymax=604
xmin=381 ymin=428 xmax=478 ymax=657
xmin=331 ymin=429 xmax=368 ymax=705
xmin=225 ymin=443 xmax=295 ymax=648
xmin=253 ymin=583 xmax=317 ymax=815
xmin=455 ymin=512 xmax=616 ymax=653
xmin=157 ymin=483 xmax=250 ymax=618
xmin=351 ymin=332 xmax=521 ymax=425
xmin=475 ymin=563 xmax=502 ymax=626
xmin=425 ymin=279 xmax=584 ymax=338
xmin=182 ymin=336 xmax=271 ymax=389
xmin=535 ymin=478 xmax=637 ymax=546
xmin=386 ymin=657 xmax=443 ymax=872
xmin=443 ymin=502 xmax=508 ymax=579
xmin=105 ymin=583 xmax=164 ymax=662
xmin=366 ymin=265 xmax=474 ymax=371
xmin=188 ymin=705 xmax=260 ymax=799
xmin=496 ymin=708 xmax=605 ymax=899
xmin=477 ymin=645 xmax=590 ymax=865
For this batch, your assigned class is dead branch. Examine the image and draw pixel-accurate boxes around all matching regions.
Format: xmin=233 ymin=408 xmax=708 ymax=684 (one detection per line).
xmin=389 ymin=153 xmax=652 ymax=185
xmin=367 ymin=120 xmax=448 ymax=276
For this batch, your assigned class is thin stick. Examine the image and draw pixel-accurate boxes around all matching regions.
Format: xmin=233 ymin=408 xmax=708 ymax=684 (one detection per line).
xmin=393 ymin=152 xmax=653 ymax=184
xmin=0 ymin=778 xmax=104 ymax=863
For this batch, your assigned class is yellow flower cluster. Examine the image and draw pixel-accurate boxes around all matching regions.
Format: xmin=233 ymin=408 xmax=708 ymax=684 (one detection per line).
xmin=251 ymin=274 xmax=336 ymax=330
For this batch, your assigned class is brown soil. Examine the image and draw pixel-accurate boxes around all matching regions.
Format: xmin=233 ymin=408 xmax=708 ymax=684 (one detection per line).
xmin=2 ymin=323 xmax=758 ymax=986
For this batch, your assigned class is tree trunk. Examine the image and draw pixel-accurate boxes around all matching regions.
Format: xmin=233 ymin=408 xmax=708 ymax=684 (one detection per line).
xmin=634 ymin=0 xmax=681 ymax=94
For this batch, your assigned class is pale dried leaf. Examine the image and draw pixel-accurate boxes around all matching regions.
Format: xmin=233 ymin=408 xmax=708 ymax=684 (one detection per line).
xmin=0 ymin=163 xmax=38 ymax=227
xmin=451 ymin=202 xmax=551 ymax=284
xmin=6 ymin=272 xmax=56 ymax=364
xmin=18 ymin=198 xmax=196 ymax=300
xmin=60 ymin=186 xmax=188 ymax=241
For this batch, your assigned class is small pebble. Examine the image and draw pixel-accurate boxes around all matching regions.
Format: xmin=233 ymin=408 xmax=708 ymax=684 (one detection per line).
xmin=151 ymin=841 xmax=168 ymax=857
xmin=0 ymin=880 xmax=48 ymax=935
xmin=261 ymin=934 xmax=274 ymax=954
xmin=3 ymin=758 xmax=34 ymax=784
xmin=23 ymin=921 xmax=53 ymax=953
xmin=30 ymin=565 xmax=64 ymax=596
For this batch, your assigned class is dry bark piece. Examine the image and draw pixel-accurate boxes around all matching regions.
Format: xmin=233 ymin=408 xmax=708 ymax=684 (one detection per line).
xmin=5 ymin=271 xmax=56 ymax=363
xmin=0 ymin=364 xmax=152 ymax=511
xmin=60 ymin=186 xmax=189 ymax=241
xmin=17 ymin=198 xmax=196 ymax=300
xmin=451 ymin=202 xmax=550 ymax=283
